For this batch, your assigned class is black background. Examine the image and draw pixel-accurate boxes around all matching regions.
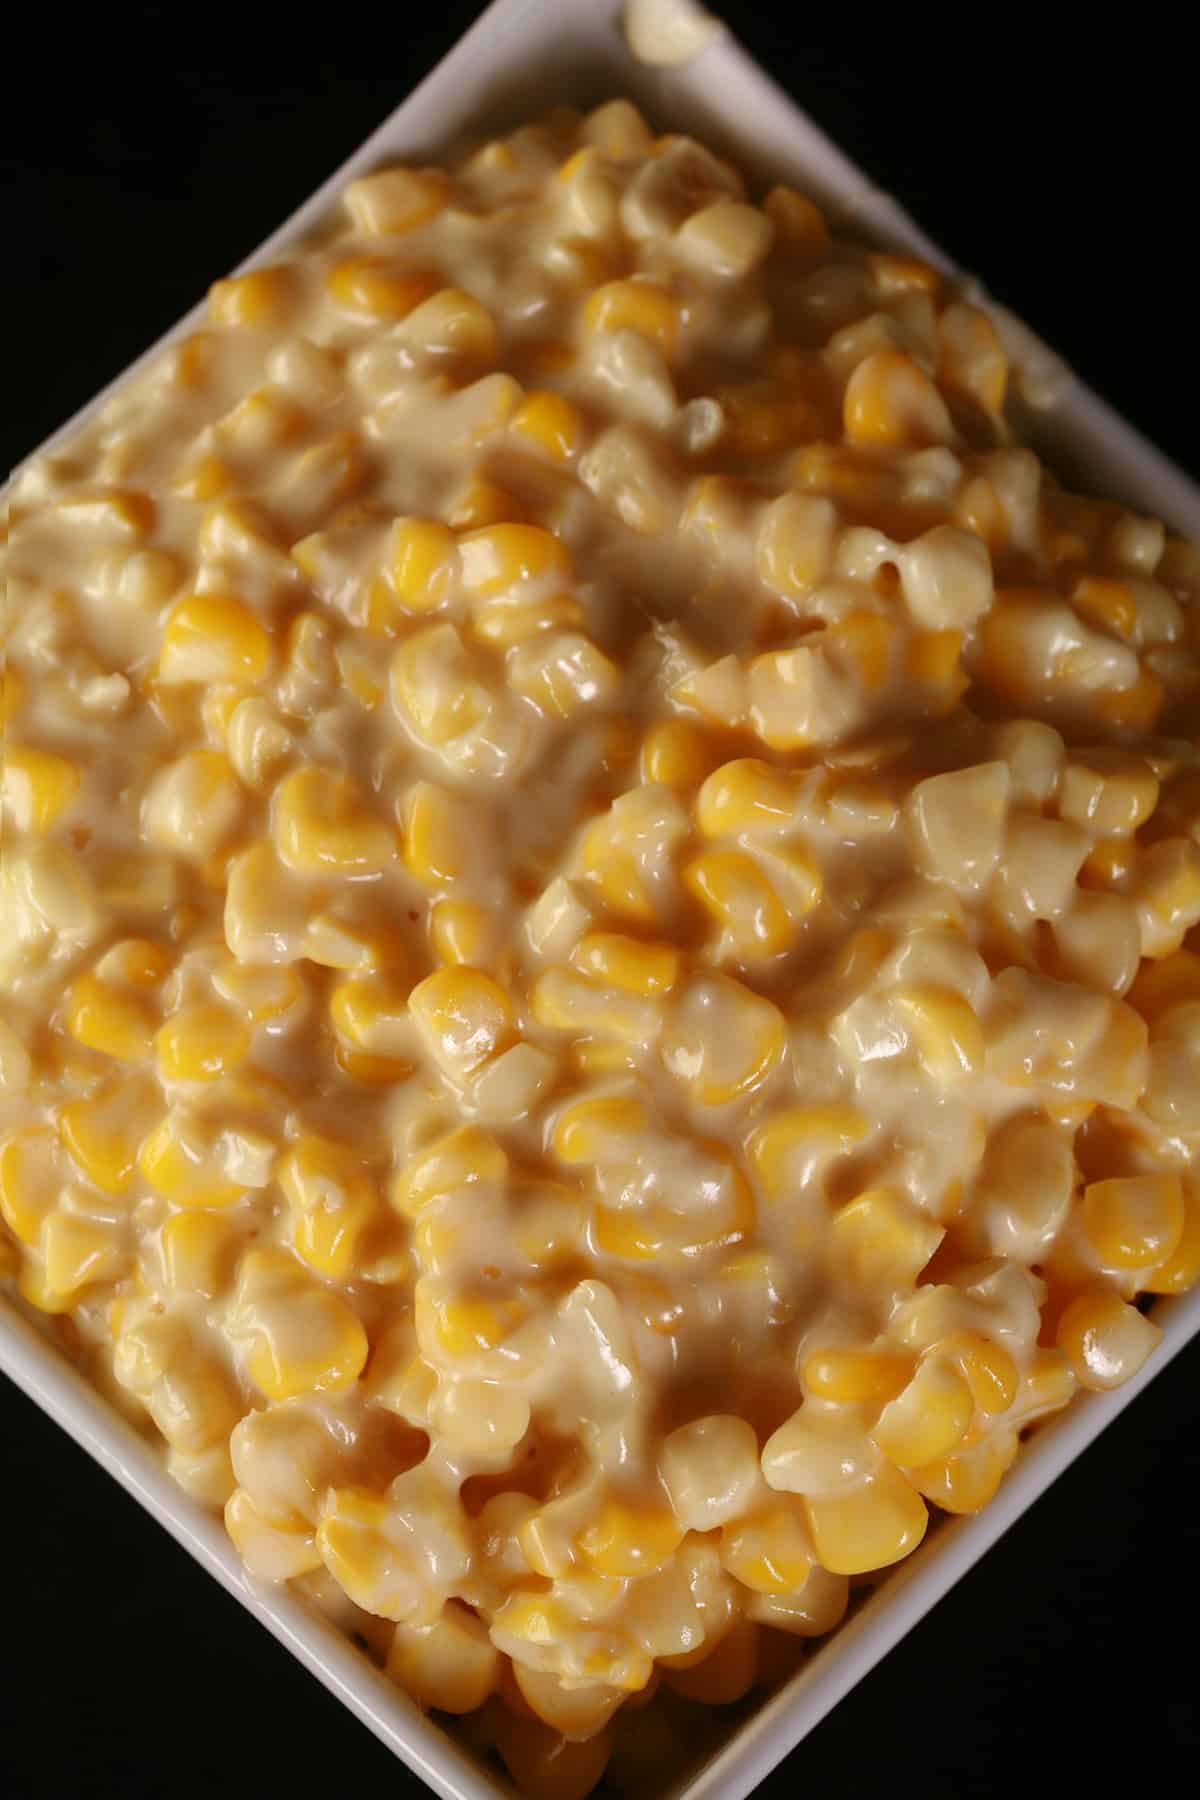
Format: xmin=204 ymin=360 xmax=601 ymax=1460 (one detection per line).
xmin=3 ymin=5 xmax=1198 ymax=1796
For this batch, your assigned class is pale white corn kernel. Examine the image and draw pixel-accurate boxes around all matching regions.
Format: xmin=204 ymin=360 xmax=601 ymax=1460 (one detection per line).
xmin=659 ymin=1415 xmax=761 ymax=1530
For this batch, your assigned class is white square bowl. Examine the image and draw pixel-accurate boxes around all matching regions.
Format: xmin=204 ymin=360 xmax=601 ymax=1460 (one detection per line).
xmin=4 ymin=5 xmax=1199 ymax=1798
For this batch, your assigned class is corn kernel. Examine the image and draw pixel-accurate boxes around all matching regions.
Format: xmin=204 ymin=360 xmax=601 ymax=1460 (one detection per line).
xmin=273 ymin=765 xmax=395 ymax=876
xmin=209 ymin=265 xmax=293 ymax=328
xmin=0 ymin=1128 xmax=61 ymax=1247
xmin=155 ymin=1002 xmax=250 ymax=1084
xmin=42 ymin=1211 xmax=126 ymax=1297
xmin=1081 ymin=1173 xmax=1184 ymax=1272
xmin=2 ymin=746 xmax=80 ymax=833
xmin=510 ymin=390 xmax=584 ymax=462
xmin=684 ymin=848 xmax=794 ymax=960
xmin=387 ymin=1601 xmax=499 ymax=1714
xmin=401 ymin=781 xmax=475 ymax=886
xmin=830 ymin=1187 xmax=945 ymax=1291
xmin=57 ymin=1075 xmax=159 ymax=1195
xmin=579 ymin=1498 xmax=684 ymax=1577
xmin=551 ymin=1093 xmax=651 ymax=1165
xmin=568 ymin=933 xmax=680 ymax=996
xmin=445 ymin=470 xmax=527 ymax=531
xmin=392 ymin=1125 xmax=508 ymax=1220
xmin=408 ymin=966 xmax=515 ymax=1081
xmin=493 ymin=1712 xmax=613 ymax=1800
xmin=65 ymin=972 xmax=157 ymax=1064
xmin=137 ymin=1110 xmax=244 ymax=1210
xmin=160 ymin=1210 xmax=240 ymax=1297
xmin=944 ymin=1333 xmax=1019 ymax=1416
xmin=279 ymin=1133 xmax=377 ymax=1282
xmin=1144 ymin=1183 xmax=1200 ymax=1295
xmin=329 ymin=974 xmax=413 ymax=1057
xmin=843 ymin=350 xmax=953 ymax=450
xmin=326 ymin=256 xmax=438 ymax=319
xmin=764 ymin=184 xmax=831 ymax=256
xmin=458 ymin=522 xmax=572 ymax=597
xmin=1056 ymin=1286 xmax=1163 ymax=1391
xmin=584 ymin=279 xmax=680 ymax=357
xmin=661 ymin=973 xmax=786 ymax=1106
xmin=871 ymin=1355 xmax=974 ymax=1467
xmin=894 ymin=984 xmax=984 ymax=1081
xmin=638 ymin=718 xmax=715 ymax=789
xmin=233 ymin=1247 xmax=369 ymax=1400
xmin=748 ymin=1105 xmax=869 ymax=1201
xmin=389 ymin=517 xmax=460 ymax=612
xmin=429 ymin=898 xmax=496 ymax=967
xmin=159 ymin=593 xmax=270 ymax=686
xmin=719 ymin=1502 xmax=813 ymax=1594
xmin=803 ymin=1464 xmax=928 ymax=1574
xmin=344 ymin=166 xmax=449 ymax=235
xmin=802 ymin=1348 xmax=913 ymax=1405
xmin=1 ymin=664 xmax=26 ymax=725
xmin=531 ymin=968 xmax=659 ymax=1046
xmin=937 ymin=302 xmax=1007 ymax=414
xmin=909 ymin=1427 xmax=1019 ymax=1515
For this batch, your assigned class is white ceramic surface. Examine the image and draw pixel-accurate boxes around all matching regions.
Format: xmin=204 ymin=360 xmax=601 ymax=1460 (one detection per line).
xmin=4 ymin=5 xmax=1199 ymax=1798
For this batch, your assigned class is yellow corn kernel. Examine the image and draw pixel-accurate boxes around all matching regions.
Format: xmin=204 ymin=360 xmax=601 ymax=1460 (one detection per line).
xmin=570 ymin=1039 xmax=639 ymax=1077
xmin=279 ymin=1134 xmax=377 ymax=1282
xmin=1092 ymin=666 xmax=1164 ymax=733
xmin=1144 ymin=1183 xmax=1200 ymax=1295
xmin=1080 ymin=836 xmax=1135 ymax=890
xmin=508 ymin=632 xmax=620 ymax=720
xmin=158 ymin=592 xmax=270 ymax=686
xmin=1081 ymin=1173 xmax=1184 ymax=1273
xmin=895 ymin=984 xmax=984 ymax=1081
xmin=387 ymin=1601 xmax=499 ymax=1714
xmin=445 ymin=470 xmax=527 ymax=531
xmin=208 ymin=265 xmax=293 ymax=328
xmin=344 ymin=165 xmax=449 ymax=234
xmin=695 ymin=759 xmax=798 ymax=839
xmin=419 ymin=1286 xmax=527 ymax=1361
xmin=302 ymin=912 xmax=384 ymax=972
xmin=401 ymin=782 xmax=473 ymax=887
xmin=830 ymin=1188 xmax=945 ymax=1291
xmin=389 ymin=517 xmax=460 ymax=612
xmin=1 ymin=664 xmax=26 ymax=725
xmin=684 ymin=848 xmax=794 ymax=959
xmin=638 ymin=718 xmax=715 ymax=789
xmin=325 ymin=255 xmax=437 ymax=318
xmin=943 ymin=1333 xmax=1019 ymax=1416
xmin=531 ymin=968 xmax=659 ymax=1047
xmin=551 ymin=1093 xmax=651 ymax=1165
xmin=273 ymin=765 xmax=395 ymax=876
xmin=843 ymin=350 xmax=953 ymax=450
xmin=661 ymin=973 xmax=786 ymax=1107
xmin=718 ymin=1501 xmax=813 ymax=1595
xmin=909 ymin=1427 xmax=1019 ymax=1514
xmin=458 ymin=522 xmax=572 ymax=597
xmin=510 ymin=390 xmax=584 ymax=462
xmin=1072 ymin=574 xmax=1137 ymax=640
xmin=907 ymin=628 xmax=967 ymax=701
xmin=569 ymin=933 xmax=680 ymax=997
xmin=392 ymin=1126 xmax=508 ymax=1220
xmin=1056 ymin=1286 xmax=1163 ymax=1391
xmin=328 ymin=974 xmax=412 ymax=1057
xmin=57 ymin=1076 xmax=158 ymax=1196
xmin=1131 ymin=838 xmax=1200 ymax=958
xmin=804 ymin=1464 xmax=928 ymax=1574
xmin=155 ymin=1002 xmax=250 ymax=1084
xmin=429 ymin=898 xmax=496 ymax=967
xmin=748 ymin=1105 xmax=870 ymax=1201
xmin=871 ymin=1355 xmax=974 ymax=1467
xmin=408 ymin=966 xmax=516 ymax=1081
xmin=58 ymin=487 xmax=156 ymax=536
xmin=0 ymin=1129 xmax=60 ymax=1247
xmin=2 ymin=747 xmax=80 ymax=833
xmin=583 ymin=279 xmax=680 ymax=356
xmin=137 ymin=1112 xmax=244 ymax=1210
xmin=160 ymin=1210 xmax=240 ymax=1297
xmin=493 ymin=1712 xmax=613 ymax=1800
xmin=235 ymin=1248 xmax=369 ymax=1400
xmin=0 ymin=1236 xmax=18 ymax=1281
xmin=212 ymin=960 xmax=303 ymax=1024
xmin=937 ymin=302 xmax=1007 ymax=414
xmin=1059 ymin=755 xmax=1159 ymax=837
xmin=173 ymin=452 xmax=233 ymax=503
xmin=65 ymin=972 xmax=157 ymax=1064
xmin=828 ymin=610 xmax=897 ymax=694
xmin=764 ymin=184 xmax=831 ymax=256
xmin=395 ymin=288 xmax=500 ymax=372
xmin=42 ymin=1211 xmax=126 ymax=1297
xmin=315 ymin=1487 xmax=408 ymax=1615
xmin=803 ymin=1348 xmax=913 ymax=1406
xmin=579 ymin=1500 xmax=684 ymax=1578
xmin=17 ymin=1259 xmax=76 ymax=1314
